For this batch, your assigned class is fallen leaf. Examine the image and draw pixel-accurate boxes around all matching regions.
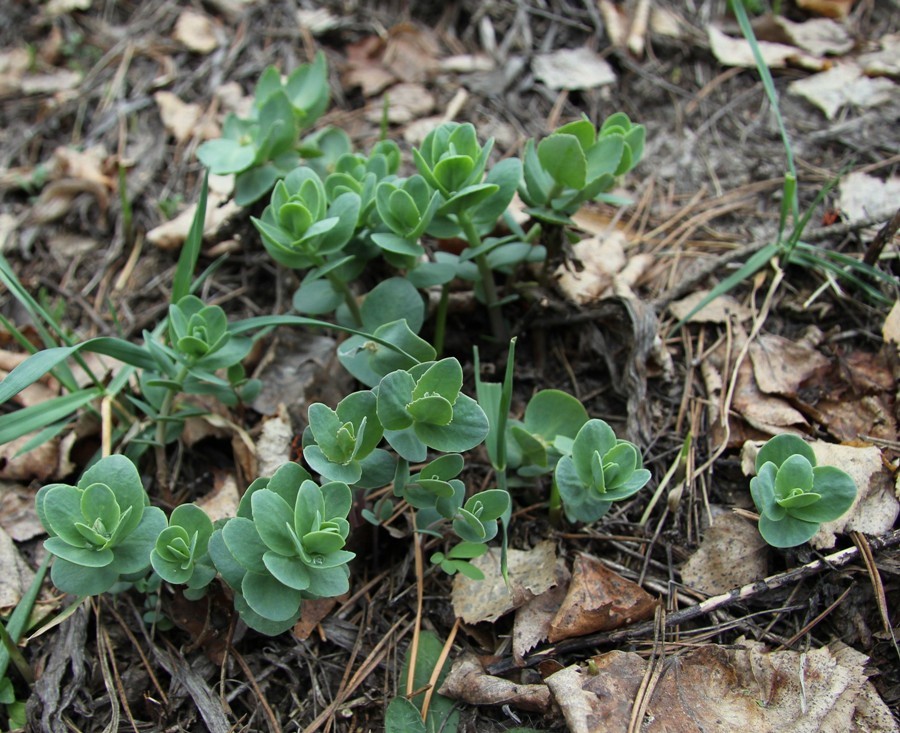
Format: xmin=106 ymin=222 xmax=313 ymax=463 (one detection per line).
xmin=0 ymin=433 xmax=60 ymax=482
xmin=438 ymin=653 xmax=552 ymax=712
xmin=532 ymin=47 xmax=617 ymax=90
xmin=452 ymin=541 xmax=557 ymax=624
xmin=789 ymin=63 xmax=897 ymax=120
xmin=796 ymin=0 xmax=857 ymax=19
xmin=749 ymin=332 xmax=830 ymax=396
xmin=255 ymin=407 xmax=294 ymax=478
xmin=44 ymin=0 xmax=91 ymax=16
xmin=669 ymin=290 xmax=753 ymax=324
xmin=708 ymin=25 xmax=822 ymax=70
xmin=381 ymin=24 xmax=441 ymax=84
xmin=196 ymin=471 xmax=241 ymax=523
xmin=295 ymin=8 xmax=342 ymax=35
xmin=293 ymin=596 xmax=341 ymax=640
xmin=756 ymin=15 xmax=853 ymax=56
xmin=0 ymin=525 xmax=35 ymax=613
xmin=554 ymin=233 xmax=627 ymax=305
xmin=732 ymin=359 xmax=808 ymax=434
xmin=20 ymin=69 xmax=83 ymax=95
xmin=173 ymin=10 xmax=219 ymax=54
xmin=154 ymin=92 xmax=217 ymax=144
xmin=0 ymin=481 xmax=45 ymax=542
xmin=548 ymin=554 xmax=657 ymax=641
xmin=859 ymin=33 xmax=900 ymax=76
xmin=366 ymin=83 xmax=435 ymax=125
xmin=251 ymin=333 xmax=339 ymax=416
xmin=837 ymin=171 xmax=900 ymax=225
xmin=884 ymin=301 xmax=900 ymax=356
xmin=681 ymin=507 xmax=768 ymax=595
xmin=440 ymin=54 xmax=494 ymax=73
xmin=512 ymin=561 xmax=570 ymax=664
xmin=147 ymin=192 xmax=242 ymax=250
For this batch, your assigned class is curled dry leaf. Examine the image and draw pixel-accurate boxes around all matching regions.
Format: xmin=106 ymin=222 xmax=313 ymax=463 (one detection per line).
xmin=708 ymin=25 xmax=822 ymax=70
xmin=154 ymin=91 xmax=218 ymax=144
xmin=452 ymin=541 xmax=557 ymax=624
xmin=0 ymin=480 xmax=45 ymax=542
xmin=748 ymin=332 xmax=830 ymax=396
xmin=512 ymin=561 xmax=571 ymax=664
xmin=668 ymin=290 xmax=753 ymax=324
xmin=732 ymin=358 xmax=808 ymax=435
xmin=255 ymin=407 xmax=294 ymax=479
xmin=680 ymin=507 xmax=768 ymax=595
xmin=755 ymin=15 xmax=854 ymax=56
xmin=548 ymin=554 xmax=657 ymax=641
xmin=366 ymin=83 xmax=436 ymax=125
xmin=0 ymin=525 xmax=36 ymax=612
xmin=438 ymin=653 xmax=552 ymax=713
xmin=837 ymin=171 xmax=900 ymax=225
xmin=789 ymin=64 xmax=897 ymax=120
xmin=173 ymin=9 xmax=219 ymax=54
xmin=196 ymin=471 xmax=241 ymax=524
xmin=147 ymin=192 xmax=242 ymax=250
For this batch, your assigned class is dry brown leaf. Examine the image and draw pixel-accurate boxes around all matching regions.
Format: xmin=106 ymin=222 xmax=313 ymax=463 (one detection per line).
xmin=382 ymin=24 xmax=441 ymax=84
xmin=292 ymin=596 xmax=342 ymax=640
xmin=789 ymin=64 xmax=897 ymax=120
xmin=532 ymin=47 xmax=617 ymax=90
xmin=669 ymin=290 xmax=753 ymax=324
xmin=52 ymin=145 xmax=113 ymax=189
xmin=749 ymin=332 xmax=830 ymax=396
xmin=251 ymin=333 xmax=339 ymax=416
xmin=512 ymin=561 xmax=570 ymax=664
xmin=173 ymin=10 xmax=219 ymax=54
xmin=796 ymin=0 xmax=857 ymax=19
xmin=548 ymin=554 xmax=657 ymax=641
xmin=452 ymin=541 xmax=557 ymax=624
xmin=554 ymin=233 xmax=627 ymax=305
xmin=438 ymin=653 xmax=552 ymax=712
xmin=681 ymin=507 xmax=767 ymax=595
xmin=732 ymin=359 xmax=808 ymax=435
xmin=0 ymin=525 xmax=36 ymax=613
xmin=0 ymin=434 xmax=60 ymax=482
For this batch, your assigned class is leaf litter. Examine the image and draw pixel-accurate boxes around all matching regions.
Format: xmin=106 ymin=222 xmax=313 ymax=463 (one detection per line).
xmin=0 ymin=0 xmax=898 ymax=730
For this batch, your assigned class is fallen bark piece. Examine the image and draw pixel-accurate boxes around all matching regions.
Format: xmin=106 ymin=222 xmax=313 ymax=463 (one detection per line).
xmin=548 ymin=553 xmax=657 ymax=641
xmin=438 ymin=653 xmax=552 ymax=712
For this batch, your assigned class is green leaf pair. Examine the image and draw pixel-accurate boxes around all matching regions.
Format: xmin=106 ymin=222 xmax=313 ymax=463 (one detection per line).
xmin=749 ymin=434 xmax=857 ymax=548
xmin=208 ymin=463 xmax=355 ymax=634
xmin=554 ymin=419 xmax=651 ymax=523
xmin=35 ymin=455 xmax=167 ymax=596
xmin=507 ymin=389 xmax=589 ymax=476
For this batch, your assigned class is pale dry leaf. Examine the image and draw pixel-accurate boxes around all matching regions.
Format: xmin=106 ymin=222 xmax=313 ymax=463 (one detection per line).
xmin=883 ymin=301 xmax=900 ymax=348
xmin=554 ymin=232 xmax=627 ymax=305
xmin=345 ymin=65 xmax=395 ymax=97
xmin=0 ymin=481 xmax=44 ymax=542
xmin=52 ymin=145 xmax=113 ymax=189
xmin=251 ymin=332 xmax=339 ymax=416
xmin=532 ymin=47 xmax=617 ymax=90
xmin=452 ymin=541 xmax=557 ymax=624
xmin=0 ymin=48 xmax=30 ymax=97
xmin=0 ymin=352 xmax=57 ymax=408
xmin=154 ymin=91 xmax=213 ymax=144
xmin=173 ymin=10 xmax=219 ymax=54
xmin=440 ymin=54 xmax=494 ymax=73
xmin=512 ymin=561 xmax=570 ymax=664
xmin=680 ymin=507 xmax=768 ymax=595
xmin=147 ymin=192 xmax=242 ymax=250
xmin=789 ymin=63 xmax=896 ymax=119
xmin=403 ymin=116 xmax=446 ymax=147
xmin=255 ymin=407 xmax=294 ymax=478
xmin=708 ymin=25 xmax=822 ymax=70
xmin=20 ymin=69 xmax=82 ymax=95
xmin=597 ymin=0 xmax=629 ymax=47
xmin=0 ymin=525 xmax=36 ymax=612
xmin=196 ymin=471 xmax=241 ymax=523
xmin=650 ymin=7 xmax=684 ymax=38
xmin=0 ymin=212 xmax=18 ymax=252
xmin=382 ymin=24 xmax=441 ymax=84
xmin=438 ymin=653 xmax=552 ymax=712
xmin=761 ymin=16 xmax=854 ymax=56
xmin=44 ymin=0 xmax=91 ymax=16
xmin=52 ymin=234 xmax=99 ymax=258
xmin=669 ymin=289 xmax=753 ymax=324
xmin=366 ymin=83 xmax=435 ymax=125
xmin=544 ymin=666 xmax=596 ymax=733
xmin=748 ymin=332 xmax=830 ymax=396
xmin=837 ymin=171 xmax=900 ymax=224
xmin=859 ymin=33 xmax=900 ymax=76
xmin=295 ymin=8 xmax=341 ymax=35
xmin=0 ymin=434 xmax=59 ymax=482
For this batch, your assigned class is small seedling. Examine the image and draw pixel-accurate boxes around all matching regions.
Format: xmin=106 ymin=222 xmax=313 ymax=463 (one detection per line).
xmin=35 ymin=455 xmax=167 ymax=596
xmin=150 ymin=504 xmax=216 ymax=595
xmin=749 ymin=434 xmax=857 ymax=548
xmin=554 ymin=419 xmax=651 ymax=523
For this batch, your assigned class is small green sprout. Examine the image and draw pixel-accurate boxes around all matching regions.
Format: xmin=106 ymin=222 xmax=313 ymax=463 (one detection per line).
xmin=507 ymin=389 xmax=590 ymax=476
xmin=554 ymin=419 xmax=651 ymax=523
xmin=150 ymin=504 xmax=216 ymax=594
xmin=749 ymin=434 xmax=857 ymax=548
xmin=35 ymin=455 xmax=167 ymax=596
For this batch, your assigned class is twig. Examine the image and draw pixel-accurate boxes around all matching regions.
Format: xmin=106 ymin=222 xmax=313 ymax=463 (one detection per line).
xmin=229 ymin=643 xmax=282 ymax=733
xmin=487 ymin=528 xmax=900 ymax=674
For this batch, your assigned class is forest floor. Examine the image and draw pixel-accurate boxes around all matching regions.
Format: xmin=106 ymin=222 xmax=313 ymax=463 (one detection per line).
xmin=0 ymin=0 xmax=899 ymax=731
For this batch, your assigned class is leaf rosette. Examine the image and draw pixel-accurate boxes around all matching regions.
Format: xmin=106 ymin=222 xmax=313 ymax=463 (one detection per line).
xmin=376 ymin=358 xmax=489 ymax=462
xmin=167 ymin=295 xmax=252 ymax=370
xmin=208 ymin=463 xmax=355 ymax=634
xmin=252 ymin=167 xmax=361 ymax=270
xmin=554 ymin=419 xmax=651 ymax=523
xmin=150 ymin=504 xmax=215 ymax=592
xmin=749 ymin=434 xmax=857 ymax=548
xmin=35 ymin=455 xmax=166 ymax=596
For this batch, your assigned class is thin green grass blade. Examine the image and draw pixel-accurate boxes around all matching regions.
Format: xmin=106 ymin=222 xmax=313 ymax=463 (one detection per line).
xmin=0 ymin=554 xmax=50 ymax=683
xmin=670 ymin=243 xmax=780 ymax=333
xmin=171 ymin=173 xmax=209 ymax=303
xmin=0 ymin=388 xmax=102 ymax=445
xmin=15 ymin=419 xmax=72 ymax=457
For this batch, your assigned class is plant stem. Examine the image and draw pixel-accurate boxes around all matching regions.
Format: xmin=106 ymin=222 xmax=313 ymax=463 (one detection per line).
xmin=548 ymin=476 xmax=563 ymax=527
xmin=155 ymin=363 xmax=190 ymax=500
xmin=433 ymin=283 xmax=450 ymax=357
xmin=458 ymin=214 xmax=507 ymax=342
xmin=328 ymin=272 xmax=363 ymax=327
